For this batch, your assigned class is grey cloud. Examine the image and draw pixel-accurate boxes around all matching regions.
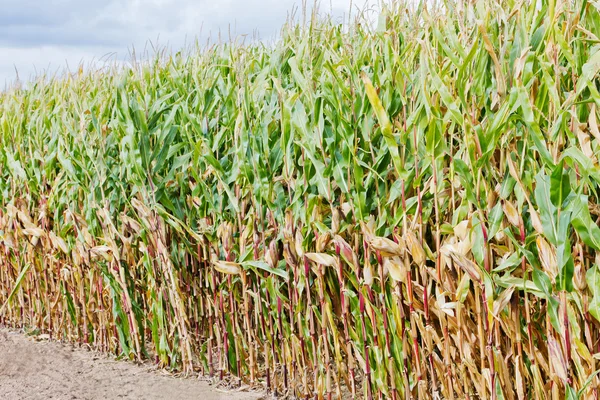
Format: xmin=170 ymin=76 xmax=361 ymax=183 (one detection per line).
xmin=0 ymin=25 xmax=124 ymax=47
xmin=0 ymin=0 xmax=360 ymax=49
xmin=0 ymin=0 xmax=180 ymax=48
xmin=0 ymin=0 xmax=104 ymax=27
xmin=1 ymin=0 xmax=377 ymax=86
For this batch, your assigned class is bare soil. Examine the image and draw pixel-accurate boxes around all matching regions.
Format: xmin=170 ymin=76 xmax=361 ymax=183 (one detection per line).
xmin=0 ymin=327 xmax=265 ymax=400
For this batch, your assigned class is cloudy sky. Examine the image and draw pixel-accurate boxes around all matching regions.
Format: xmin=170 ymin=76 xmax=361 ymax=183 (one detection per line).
xmin=1 ymin=0 xmax=380 ymax=87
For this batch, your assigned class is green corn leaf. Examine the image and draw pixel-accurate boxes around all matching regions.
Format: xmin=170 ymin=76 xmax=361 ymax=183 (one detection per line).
xmin=571 ymin=194 xmax=600 ymax=250
xmin=0 ymin=263 xmax=32 ymax=314
xmin=534 ymin=172 xmax=558 ymax=245
xmin=361 ymin=72 xmax=402 ymax=176
xmin=532 ymin=269 xmax=561 ymax=331
xmin=556 ymin=210 xmax=574 ymax=292
xmin=242 ymin=260 xmax=289 ymax=281
xmin=586 ymin=264 xmax=600 ymax=322
xmin=550 ymin=160 xmax=571 ymax=208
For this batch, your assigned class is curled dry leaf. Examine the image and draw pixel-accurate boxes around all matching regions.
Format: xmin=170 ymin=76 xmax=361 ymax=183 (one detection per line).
xmin=49 ymin=231 xmax=69 ymax=254
xmin=81 ymin=227 xmax=94 ymax=248
xmin=442 ymin=247 xmax=482 ymax=283
xmin=454 ymin=220 xmax=470 ymax=241
xmin=405 ymin=231 xmax=426 ymax=266
xmin=360 ymin=215 xmax=377 ymax=241
xmin=333 ymin=235 xmax=359 ymax=272
xmin=494 ymin=224 xmax=506 ymax=241
xmin=515 ymin=356 xmax=525 ymax=400
xmin=502 ymin=200 xmax=521 ymax=227
xmin=529 ymin=206 xmax=544 ymax=235
xmin=316 ymin=231 xmax=331 ymax=252
xmin=331 ymin=207 xmax=341 ymax=233
xmin=383 ymin=256 xmax=407 ymax=283
xmin=22 ymin=227 xmax=45 ymax=237
xmin=90 ymin=245 xmax=114 ymax=261
xmin=576 ymin=123 xmax=597 ymax=163
xmin=212 ymin=260 xmax=241 ymax=275
xmin=363 ymin=262 xmax=374 ymax=286
xmin=217 ymin=221 xmax=234 ymax=252
xmin=283 ymin=242 xmax=298 ymax=267
xmin=536 ymin=237 xmax=557 ymax=283
xmin=436 ymin=286 xmax=455 ymax=317
xmin=5 ymin=203 xmax=19 ymax=219
xmin=283 ymin=210 xmax=294 ymax=241
xmin=131 ymin=198 xmax=151 ymax=219
xmin=574 ymin=337 xmax=593 ymax=366
xmin=454 ymin=235 xmax=473 ymax=256
xmin=574 ymin=262 xmax=587 ymax=291
xmin=121 ymin=215 xmax=142 ymax=234
xmin=60 ymin=266 xmax=71 ymax=280
xmin=492 ymin=286 xmax=514 ymax=318
xmin=305 ymin=252 xmax=337 ymax=267
xmin=455 ymin=273 xmax=471 ymax=303
xmin=295 ymin=230 xmax=304 ymax=259
xmin=507 ymin=153 xmax=521 ymax=184
xmin=16 ymin=209 xmax=33 ymax=227
xmin=368 ymin=236 xmax=404 ymax=257
xmin=547 ymin=336 xmax=569 ymax=384
xmin=340 ymin=202 xmax=352 ymax=217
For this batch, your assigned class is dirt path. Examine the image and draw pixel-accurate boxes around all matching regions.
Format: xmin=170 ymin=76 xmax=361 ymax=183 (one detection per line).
xmin=0 ymin=328 xmax=264 ymax=400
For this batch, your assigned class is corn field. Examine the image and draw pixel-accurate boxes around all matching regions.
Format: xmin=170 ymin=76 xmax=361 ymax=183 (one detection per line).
xmin=1 ymin=0 xmax=600 ymax=398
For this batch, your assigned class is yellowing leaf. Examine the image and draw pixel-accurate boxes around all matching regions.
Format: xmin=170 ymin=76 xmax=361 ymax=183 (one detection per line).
xmin=212 ymin=260 xmax=241 ymax=275
xmin=304 ymin=252 xmax=337 ymax=267
xmin=368 ymin=236 xmax=403 ymax=257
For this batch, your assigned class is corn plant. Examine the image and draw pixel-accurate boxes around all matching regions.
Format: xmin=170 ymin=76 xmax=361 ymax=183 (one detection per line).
xmin=2 ymin=0 xmax=600 ymax=398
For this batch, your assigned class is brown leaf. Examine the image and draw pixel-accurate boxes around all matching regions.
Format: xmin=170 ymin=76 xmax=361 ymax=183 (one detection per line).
xmin=443 ymin=248 xmax=482 ymax=283
xmin=492 ymin=286 xmax=514 ymax=318
xmin=405 ymin=231 xmax=426 ymax=266
xmin=305 ymin=252 xmax=337 ymax=267
xmin=368 ymin=236 xmax=404 ymax=257
xmin=576 ymin=123 xmax=597 ymax=163
xmin=502 ymin=200 xmax=521 ymax=227
xmin=515 ymin=357 xmax=525 ymax=400
xmin=529 ymin=206 xmax=544 ymax=235
xmin=547 ymin=336 xmax=569 ymax=384
xmin=212 ymin=260 xmax=241 ymax=275
xmin=536 ymin=237 xmax=557 ymax=283
xmin=454 ymin=220 xmax=470 ymax=241
xmin=384 ymin=256 xmax=407 ymax=283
